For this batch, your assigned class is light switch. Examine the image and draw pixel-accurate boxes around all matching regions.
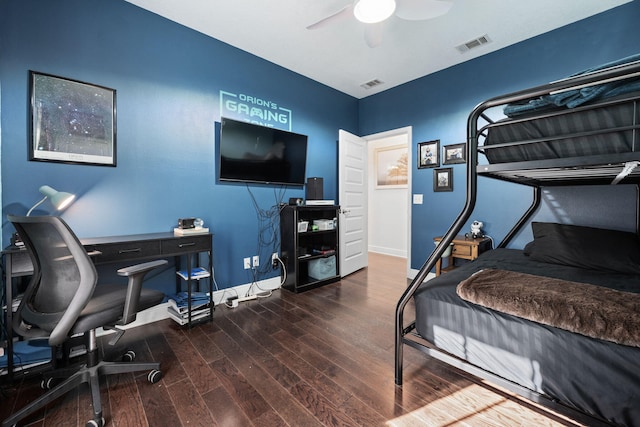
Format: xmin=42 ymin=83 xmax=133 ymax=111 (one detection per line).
xmin=413 ymin=194 xmax=423 ymax=204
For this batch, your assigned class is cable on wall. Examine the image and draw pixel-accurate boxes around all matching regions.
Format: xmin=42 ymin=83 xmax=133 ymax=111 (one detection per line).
xmin=245 ymin=184 xmax=288 ymax=296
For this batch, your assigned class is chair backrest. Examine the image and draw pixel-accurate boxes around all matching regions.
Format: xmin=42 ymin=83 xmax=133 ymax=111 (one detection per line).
xmin=8 ymin=215 xmax=97 ymax=346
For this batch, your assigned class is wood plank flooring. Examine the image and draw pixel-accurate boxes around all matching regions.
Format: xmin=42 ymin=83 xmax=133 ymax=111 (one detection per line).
xmin=1 ymin=253 xmax=589 ymax=426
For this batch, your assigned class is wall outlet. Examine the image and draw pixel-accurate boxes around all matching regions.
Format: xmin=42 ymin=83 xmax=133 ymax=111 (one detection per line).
xmin=272 ymin=253 xmax=278 ymax=269
xmin=252 ymin=255 xmax=259 ymax=267
xmin=243 ymin=257 xmax=251 ymax=269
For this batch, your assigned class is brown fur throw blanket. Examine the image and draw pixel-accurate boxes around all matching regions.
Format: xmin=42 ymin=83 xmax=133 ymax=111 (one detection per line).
xmin=457 ymin=269 xmax=640 ymax=347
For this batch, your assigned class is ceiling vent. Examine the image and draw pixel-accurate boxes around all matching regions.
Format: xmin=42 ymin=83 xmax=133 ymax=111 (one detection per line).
xmin=456 ymin=34 xmax=491 ymax=53
xmin=360 ymin=79 xmax=384 ymax=89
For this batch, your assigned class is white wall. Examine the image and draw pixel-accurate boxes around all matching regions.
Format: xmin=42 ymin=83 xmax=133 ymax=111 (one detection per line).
xmin=367 ymin=133 xmax=409 ymax=258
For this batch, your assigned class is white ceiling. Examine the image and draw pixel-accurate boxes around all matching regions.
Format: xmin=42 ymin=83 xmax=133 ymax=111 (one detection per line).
xmin=124 ymin=0 xmax=630 ymax=99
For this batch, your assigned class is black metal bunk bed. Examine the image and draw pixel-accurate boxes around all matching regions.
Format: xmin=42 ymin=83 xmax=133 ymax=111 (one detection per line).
xmin=395 ymin=57 xmax=640 ymax=427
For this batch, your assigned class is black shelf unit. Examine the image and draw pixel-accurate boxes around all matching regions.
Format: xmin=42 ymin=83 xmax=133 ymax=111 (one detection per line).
xmin=280 ymin=205 xmax=340 ymax=292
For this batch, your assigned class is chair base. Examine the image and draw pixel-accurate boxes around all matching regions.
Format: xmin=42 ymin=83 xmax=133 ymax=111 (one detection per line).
xmin=2 ymin=356 xmax=161 ymax=427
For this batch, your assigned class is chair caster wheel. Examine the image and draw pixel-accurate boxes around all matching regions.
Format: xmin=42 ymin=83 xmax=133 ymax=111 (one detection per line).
xmin=148 ymin=369 xmax=162 ymax=384
xmin=41 ymin=378 xmax=56 ymax=390
xmin=86 ymin=416 xmax=105 ymax=427
xmin=122 ymin=350 xmax=136 ymax=362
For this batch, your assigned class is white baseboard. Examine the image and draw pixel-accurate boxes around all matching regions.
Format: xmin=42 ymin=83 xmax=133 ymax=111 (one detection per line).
xmin=369 ymin=246 xmax=407 ymax=258
xmin=100 ymin=276 xmax=283 ymax=334
xmin=408 ymin=268 xmax=435 ymax=282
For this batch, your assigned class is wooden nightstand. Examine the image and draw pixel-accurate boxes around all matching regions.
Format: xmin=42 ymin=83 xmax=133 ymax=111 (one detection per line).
xmin=434 ymin=235 xmax=492 ymax=276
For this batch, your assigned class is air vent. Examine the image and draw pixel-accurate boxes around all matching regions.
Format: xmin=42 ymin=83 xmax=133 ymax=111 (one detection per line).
xmin=360 ymin=79 xmax=384 ymax=89
xmin=456 ymin=34 xmax=491 ymax=53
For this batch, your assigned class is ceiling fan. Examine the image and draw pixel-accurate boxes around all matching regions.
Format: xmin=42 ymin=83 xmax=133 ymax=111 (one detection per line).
xmin=307 ymin=0 xmax=454 ymax=48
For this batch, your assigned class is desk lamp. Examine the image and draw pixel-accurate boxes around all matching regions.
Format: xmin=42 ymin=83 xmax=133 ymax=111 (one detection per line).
xmin=26 ymin=185 xmax=75 ymax=216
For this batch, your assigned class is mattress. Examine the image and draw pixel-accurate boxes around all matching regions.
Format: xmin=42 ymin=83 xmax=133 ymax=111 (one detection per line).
xmin=482 ymin=94 xmax=640 ymax=164
xmin=413 ymin=249 xmax=640 ymax=426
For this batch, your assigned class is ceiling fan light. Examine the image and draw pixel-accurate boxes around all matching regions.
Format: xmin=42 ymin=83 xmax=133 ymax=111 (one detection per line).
xmin=354 ymin=0 xmax=396 ymax=24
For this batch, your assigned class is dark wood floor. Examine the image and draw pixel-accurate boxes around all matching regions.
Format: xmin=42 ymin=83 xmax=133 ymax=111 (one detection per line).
xmin=1 ymin=253 xmax=588 ymax=426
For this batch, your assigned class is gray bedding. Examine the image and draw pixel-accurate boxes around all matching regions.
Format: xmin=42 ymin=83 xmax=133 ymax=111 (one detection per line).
xmin=414 ymin=249 xmax=640 ymax=426
xmin=483 ymin=95 xmax=640 ymax=164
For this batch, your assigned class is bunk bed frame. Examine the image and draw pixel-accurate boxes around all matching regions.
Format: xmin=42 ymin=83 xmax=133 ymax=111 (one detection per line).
xmin=395 ymin=59 xmax=640 ymax=426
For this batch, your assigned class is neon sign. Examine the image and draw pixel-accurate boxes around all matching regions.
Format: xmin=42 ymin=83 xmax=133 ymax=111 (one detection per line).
xmin=220 ymin=90 xmax=292 ymax=130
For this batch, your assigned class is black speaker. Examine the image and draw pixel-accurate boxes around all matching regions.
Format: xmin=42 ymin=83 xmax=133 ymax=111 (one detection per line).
xmin=306 ymin=177 xmax=324 ymax=200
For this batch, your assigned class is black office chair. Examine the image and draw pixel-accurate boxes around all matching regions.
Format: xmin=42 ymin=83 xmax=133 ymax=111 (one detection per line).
xmin=4 ymin=215 xmax=167 ymax=427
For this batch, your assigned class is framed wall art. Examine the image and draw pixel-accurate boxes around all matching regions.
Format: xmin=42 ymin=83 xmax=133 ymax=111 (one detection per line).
xmin=418 ymin=140 xmax=439 ymax=169
xmin=434 ymin=167 xmax=453 ymax=192
xmin=30 ymin=71 xmax=116 ymax=166
xmin=375 ymin=144 xmax=408 ymax=188
xmin=443 ymin=143 xmax=466 ymax=164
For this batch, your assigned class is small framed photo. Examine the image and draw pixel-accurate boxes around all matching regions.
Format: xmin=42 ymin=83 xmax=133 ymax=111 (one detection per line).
xmin=443 ymin=143 xmax=466 ymax=164
xmin=30 ymin=71 xmax=117 ymax=166
xmin=434 ymin=168 xmax=453 ymax=192
xmin=418 ymin=140 xmax=440 ymax=169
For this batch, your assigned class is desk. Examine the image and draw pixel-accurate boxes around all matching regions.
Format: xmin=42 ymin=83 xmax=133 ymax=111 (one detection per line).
xmin=2 ymin=231 xmax=213 ymax=381
xmin=434 ymin=235 xmax=491 ymax=276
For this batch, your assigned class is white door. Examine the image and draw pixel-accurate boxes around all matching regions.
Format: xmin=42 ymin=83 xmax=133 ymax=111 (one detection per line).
xmin=338 ymin=130 xmax=368 ymax=277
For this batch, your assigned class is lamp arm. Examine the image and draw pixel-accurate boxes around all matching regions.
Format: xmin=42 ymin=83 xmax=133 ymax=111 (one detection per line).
xmin=26 ymin=196 xmax=47 ymax=216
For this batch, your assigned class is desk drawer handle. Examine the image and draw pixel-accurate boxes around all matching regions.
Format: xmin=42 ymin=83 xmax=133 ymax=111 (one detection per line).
xmin=119 ymin=248 xmax=142 ymax=254
xmin=179 ymin=242 xmax=196 ymax=248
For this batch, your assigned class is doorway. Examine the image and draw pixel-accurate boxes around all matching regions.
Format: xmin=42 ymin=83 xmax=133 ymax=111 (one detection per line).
xmin=338 ymin=127 xmax=412 ymax=279
xmin=365 ymin=127 xmax=411 ymax=278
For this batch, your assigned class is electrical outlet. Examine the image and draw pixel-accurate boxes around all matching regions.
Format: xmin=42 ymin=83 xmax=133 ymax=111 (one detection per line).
xmin=272 ymin=253 xmax=278 ymax=269
xmin=252 ymin=255 xmax=259 ymax=267
xmin=243 ymin=257 xmax=251 ymax=269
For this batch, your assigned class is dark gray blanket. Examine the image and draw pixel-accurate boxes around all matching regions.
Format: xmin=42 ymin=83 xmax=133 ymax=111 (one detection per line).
xmin=457 ymin=268 xmax=640 ymax=347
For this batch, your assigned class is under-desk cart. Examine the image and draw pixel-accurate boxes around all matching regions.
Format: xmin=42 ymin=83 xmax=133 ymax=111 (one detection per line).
xmin=166 ymin=233 xmax=214 ymax=326
xmin=280 ymin=205 xmax=340 ymax=292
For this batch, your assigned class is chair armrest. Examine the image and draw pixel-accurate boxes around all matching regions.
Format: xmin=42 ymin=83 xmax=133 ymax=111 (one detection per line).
xmin=117 ymin=259 xmax=168 ymax=277
xmin=117 ymin=260 xmax=168 ymax=325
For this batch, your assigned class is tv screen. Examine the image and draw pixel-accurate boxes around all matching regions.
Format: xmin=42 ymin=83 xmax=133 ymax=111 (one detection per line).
xmin=218 ymin=117 xmax=308 ymax=186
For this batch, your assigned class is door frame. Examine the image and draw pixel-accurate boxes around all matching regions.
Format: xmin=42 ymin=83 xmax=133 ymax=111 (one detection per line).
xmin=362 ymin=126 xmax=412 ymax=278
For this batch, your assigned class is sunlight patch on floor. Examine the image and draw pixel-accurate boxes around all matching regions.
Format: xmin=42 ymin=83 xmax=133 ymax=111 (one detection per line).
xmin=386 ymin=383 xmax=576 ymax=427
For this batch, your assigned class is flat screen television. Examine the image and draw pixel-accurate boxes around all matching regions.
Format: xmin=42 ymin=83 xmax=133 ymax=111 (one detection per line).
xmin=218 ymin=117 xmax=308 ymax=186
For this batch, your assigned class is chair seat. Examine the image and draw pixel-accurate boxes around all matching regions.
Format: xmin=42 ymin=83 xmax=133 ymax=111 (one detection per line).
xmin=72 ymin=284 xmax=165 ymax=335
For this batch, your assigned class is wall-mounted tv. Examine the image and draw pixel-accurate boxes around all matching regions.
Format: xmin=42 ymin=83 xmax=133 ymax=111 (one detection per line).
xmin=218 ymin=117 xmax=308 ymax=186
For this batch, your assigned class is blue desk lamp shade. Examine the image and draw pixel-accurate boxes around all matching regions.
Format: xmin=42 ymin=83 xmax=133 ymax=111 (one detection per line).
xmin=26 ymin=185 xmax=75 ymax=216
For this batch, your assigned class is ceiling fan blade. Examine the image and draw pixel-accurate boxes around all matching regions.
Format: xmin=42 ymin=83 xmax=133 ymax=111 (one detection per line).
xmin=394 ymin=0 xmax=453 ymax=21
xmin=307 ymin=4 xmax=353 ymax=30
xmin=364 ymin=22 xmax=383 ymax=48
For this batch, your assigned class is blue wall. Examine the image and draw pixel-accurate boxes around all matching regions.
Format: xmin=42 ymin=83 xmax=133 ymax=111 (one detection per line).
xmin=2 ymin=0 xmax=640 ymax=285
xmin=359 ymin=1 xmax=640 ymax=270
xmin=0 ymin=0 xmax=358 ymax=292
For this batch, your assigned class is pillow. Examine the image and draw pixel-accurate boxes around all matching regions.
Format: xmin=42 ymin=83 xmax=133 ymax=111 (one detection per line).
xmin=528 ymin=222 xmax=640 ymax=274
xmin=523 ymin=240 xmax=535 ymax=256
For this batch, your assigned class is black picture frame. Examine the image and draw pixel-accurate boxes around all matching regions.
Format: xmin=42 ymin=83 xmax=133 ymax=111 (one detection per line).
xmin=443 ymin=143 xmax=466 ymax=165
xmin=434 ymin=168 xmax=453 ymax=192
xmin=417 ymin=140 xmax=439 ymax=169
xmin=29 ymin=71 xmax=117 ymax=166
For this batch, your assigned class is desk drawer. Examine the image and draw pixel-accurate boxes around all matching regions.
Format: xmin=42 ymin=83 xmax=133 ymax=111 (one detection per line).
xmin=452 ymin=244 xmax=472 ymax=258
xmin=92 ymin=240 xmax=161 ymax=264
xmin=161 ymin=235 xmax=211 ymax=255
